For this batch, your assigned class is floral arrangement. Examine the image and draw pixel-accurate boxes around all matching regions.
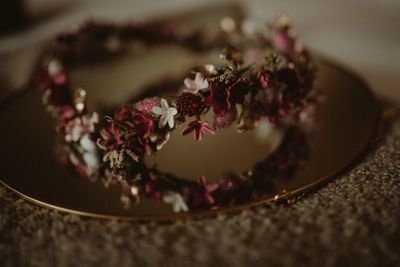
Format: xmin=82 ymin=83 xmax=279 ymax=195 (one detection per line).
xmin=59 ymin=126 xmax=309 ymax=211
xmin=35 ymin=14 xmax=318 ymax=212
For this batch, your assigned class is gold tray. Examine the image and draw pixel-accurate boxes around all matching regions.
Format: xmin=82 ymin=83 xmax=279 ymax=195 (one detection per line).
xmin=0 ymin=57 xmax=380 ymax=220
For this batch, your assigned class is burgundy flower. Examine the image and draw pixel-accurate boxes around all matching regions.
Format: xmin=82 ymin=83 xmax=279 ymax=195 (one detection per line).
xmin=257 ymin=70 xmax=275 ymax=89
xmin=114 ymin=105 xmax=134 ymax=121
xmin=175 ymin=92 xmax=204 ymax=116
xmin=99 ymin=122 xmax=123 ymax=150
xmin=126 ymin=136 xmax=154 ymax=156
xmin=127 ymin=112 xmax=154 ymax=139
xmin=182 ymin=120 xmax=215 ymax=141
xmin=264 ymin=100 xmax=291 ymax=124
xmin=205 ymin=78 xmax=248 ymax=114
xmin=143 ymin=171 xmax=164 ymax=204
xmin=192 ymin=175 xmax=219 ymax=206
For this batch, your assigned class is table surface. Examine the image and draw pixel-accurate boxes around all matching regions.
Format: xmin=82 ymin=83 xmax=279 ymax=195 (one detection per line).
xmin=1 ymin=1 xmax=399 ymax=266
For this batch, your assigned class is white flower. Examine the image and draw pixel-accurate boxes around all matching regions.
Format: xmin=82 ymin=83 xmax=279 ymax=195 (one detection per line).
xmin=184 ymin=72 xmax=209 ymax=93
xmin=83 ymin=152 xmax=99 ymax=169
xmin=79 ymin=134 xmax=99 ymax=169
xmin=163 ymin=192 xmax=188 ymax=212
xmin=48 ymin=59 xmax=62 ymax=77
xmin=152 ymin=99 xmax=177 ymax=129
xmin=80 ymin=134 xmax=97 ymax=152
xmin=255 ymin=118 xmax=274 ymax=142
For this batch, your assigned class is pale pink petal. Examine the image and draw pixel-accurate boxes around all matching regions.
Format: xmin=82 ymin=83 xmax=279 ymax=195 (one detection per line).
xmin=205 ymin=194 xmax=215 ymax=204
xmin=194 ymin=129 xmax=202 ymax=141
xmin=184 ymin=78 xmax=196 ymax=90
xmin=194 ymin=73 xmax=208 ymax=89
xmin=202 ymin=126 xmax=215 ymax=135
xmin=198 ymin=175 xmax=207 ymax=186
xmin=207 ymin=183 xmax=219 ymax=192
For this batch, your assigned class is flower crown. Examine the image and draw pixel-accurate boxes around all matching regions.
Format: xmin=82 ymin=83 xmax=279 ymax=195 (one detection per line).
xmin=57 ymin=125 xmax=309 ymax=211
xmin=35 ymin=15 xmax=317 ymax=210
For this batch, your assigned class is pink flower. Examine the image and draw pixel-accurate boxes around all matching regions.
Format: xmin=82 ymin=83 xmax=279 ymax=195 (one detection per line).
xmin=257 ymin=70 xmax=275 ymax=89
xmin=184 ymin=72 xmax=209 ymax=94
xmin=271 ymin=27 xmax=303 ymax=60
xmin=133 ymin=97 xmax=161 ymax=117
xmin=182 ymin=120 xmax=215 ymax=141
xmin=244 ymin=47 xmax=263 ymax=65
xmin=59 ymin=105 xmax=76 ymax=121
xmin=53 ymin=73 xmax=66 ymax=85
xmin=144 ymin=172 xmax=164 ymax=204
xmin=99 ymin=122 xmax=123 ymax=150
xmin=64 ymin=112 xmax=99 ymax=142
xmin=193 ymin=175 xmax=219 ymax=206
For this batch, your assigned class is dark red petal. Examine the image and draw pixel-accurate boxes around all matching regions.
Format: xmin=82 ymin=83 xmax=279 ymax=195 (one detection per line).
xmin=182 ymin=125 xmax=194 ymax=136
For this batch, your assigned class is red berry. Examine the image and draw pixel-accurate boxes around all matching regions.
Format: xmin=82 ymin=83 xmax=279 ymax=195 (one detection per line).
xmin=176 ymin=92 xmax=203 ymax=116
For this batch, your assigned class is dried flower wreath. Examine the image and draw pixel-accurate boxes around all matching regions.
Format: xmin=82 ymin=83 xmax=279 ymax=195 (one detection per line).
xmin=35 ymin=14 xmax=318 ymax=211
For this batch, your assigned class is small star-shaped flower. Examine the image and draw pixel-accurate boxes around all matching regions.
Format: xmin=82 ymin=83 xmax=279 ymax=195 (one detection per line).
xmin=152 ymin=98 xmax=178 ymax=128
xmin=163 ymin=191 xmax=189 ymax=212
xmin=181 ymin=120 xmax=215 ymax=141
xmin=48 ymin=59 xmax=62 ymax=77
xmin=184 ymin=72 xmax=209 ymax=94
xmin=197 ymin=175 xmax=219 ymax=205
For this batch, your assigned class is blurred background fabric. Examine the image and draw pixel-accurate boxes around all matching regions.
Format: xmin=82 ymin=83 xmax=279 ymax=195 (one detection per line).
xmin=0 ymin=0 xmax=399 ymax=103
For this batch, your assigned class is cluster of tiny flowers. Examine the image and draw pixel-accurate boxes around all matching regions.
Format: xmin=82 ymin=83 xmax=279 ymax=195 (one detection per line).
xmin=36 ymin=58 xmax=100 ymax=178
